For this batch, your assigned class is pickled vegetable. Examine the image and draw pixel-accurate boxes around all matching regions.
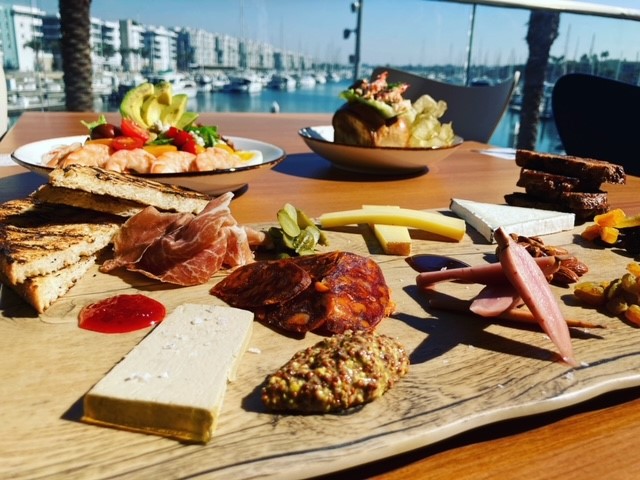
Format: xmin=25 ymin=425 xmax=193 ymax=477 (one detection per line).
xmin=268 ymin=203 xmax=328 ymax=257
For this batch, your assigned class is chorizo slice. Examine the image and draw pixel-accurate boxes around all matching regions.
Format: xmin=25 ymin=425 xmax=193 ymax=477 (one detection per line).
xmin=211 ymin=251 xmax=393 ymax=335
xmin=210 ymin=260 xmax=311 ymax=308
xmin=317 ymin=253 xmax=392 ymax=333
xmin=268 ymin=252 xmax=393 ymax=334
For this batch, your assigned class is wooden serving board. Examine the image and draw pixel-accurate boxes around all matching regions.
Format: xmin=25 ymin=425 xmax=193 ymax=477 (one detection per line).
xmin=2 ymin=221 xmax=640 ymax=479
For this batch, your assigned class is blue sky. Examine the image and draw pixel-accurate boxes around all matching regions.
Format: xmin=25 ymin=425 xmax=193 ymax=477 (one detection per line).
xmin=10 ymin=0 xmax=640 ymax=66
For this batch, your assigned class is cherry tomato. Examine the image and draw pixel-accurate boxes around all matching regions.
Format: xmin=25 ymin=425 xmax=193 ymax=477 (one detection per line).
xmin=165 ymin=126 xmax=180 ymax=138
xmin=90 ymin=123 xmax=121 ymax=140
xmin=165 ymin=127 xmax=192 ymax=147
xmin=120 ymin=118 xmax=151 ymax=143
xmin=181 ymin=140 xmax=204 ymax=155
xmin=111 ymin=136 xmax=144 ymax=151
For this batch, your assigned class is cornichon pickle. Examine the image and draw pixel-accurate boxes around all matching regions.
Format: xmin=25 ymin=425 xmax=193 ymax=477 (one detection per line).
xmin=269 ymin=203 xmax=329 ymax=257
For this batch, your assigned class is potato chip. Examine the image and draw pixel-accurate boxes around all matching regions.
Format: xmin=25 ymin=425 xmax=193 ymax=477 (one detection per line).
xmin=407 ymin=94 xmax=455 ymax=147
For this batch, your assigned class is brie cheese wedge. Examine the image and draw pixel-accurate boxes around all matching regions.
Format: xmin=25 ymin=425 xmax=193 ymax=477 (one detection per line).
xmin=450 ymin=198 xmax=575 ymax=243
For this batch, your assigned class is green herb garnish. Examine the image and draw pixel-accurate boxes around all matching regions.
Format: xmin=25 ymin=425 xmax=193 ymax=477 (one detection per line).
xmin=185 ymin=125 xmax=220 ymax=147
xmin=80 ymin=115 xmax=107 ymax=131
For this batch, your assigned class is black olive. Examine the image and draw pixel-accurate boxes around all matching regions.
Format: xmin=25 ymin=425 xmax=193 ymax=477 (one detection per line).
xmin=90 ymin=123 xmax=121 ymax=139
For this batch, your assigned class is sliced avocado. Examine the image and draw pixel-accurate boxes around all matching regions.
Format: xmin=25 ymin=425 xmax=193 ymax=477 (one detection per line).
xmin=176 ymin=111 xmax=199 ymax=129
xmin=160 ymin=94 xmax=189 ymax=127
xmin=154 ymin=81 xmax=173 ymax=105
xmin=120 ymin=82 xmax=155 ymax=128
xmin=354 ymin=97 xmax=396 ymax=119
xmin=141 ymin=96 xmax=164 ymax=127
xmin=340 ymin=89 xmax=396 ymax=119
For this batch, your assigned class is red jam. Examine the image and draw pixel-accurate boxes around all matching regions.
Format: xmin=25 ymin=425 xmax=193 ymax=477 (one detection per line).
xmin=78 ymin=294 xmax=166 ymax=334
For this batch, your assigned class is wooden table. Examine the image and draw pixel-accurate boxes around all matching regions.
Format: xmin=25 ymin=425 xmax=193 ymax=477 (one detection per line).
xmin=1 ymin=112 xmax=640 ymax=479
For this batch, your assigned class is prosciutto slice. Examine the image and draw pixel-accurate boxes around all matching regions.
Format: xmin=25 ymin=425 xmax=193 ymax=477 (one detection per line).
xmin=101 ymin=192 xmax=265 ymax=286
xmin=416 ymin=255 xmax=560 ymax=288
xmin=469 ymin=283 xmax=522 ymax=317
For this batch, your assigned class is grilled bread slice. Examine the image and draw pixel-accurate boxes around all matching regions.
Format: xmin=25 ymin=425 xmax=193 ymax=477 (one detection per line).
xmin=504 ymin=191 xmax=609 ymax=221
xmin=0 ymin=197 xmax=120 ymax=285
xmin=515 ymin=150 xmax=626 ymax=185
xmin=43 ymin=165 xmax=211 ymax=215
xmin=0 ymin=255 xmax=96 ymax=313
xmin=34 ymin=184 xmax=148 ymax=218
xmin=517 ymin=169 xmax=601 ymax=195
xmin=507 ymin=150 xmax=625 ymax=222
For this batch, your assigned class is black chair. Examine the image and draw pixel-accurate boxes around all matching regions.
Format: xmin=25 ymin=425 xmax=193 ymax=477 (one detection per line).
xmin=552 ymin=73 xmax=640 ymax=176
xmin=371 ymin=67 xmax=520 ymax=143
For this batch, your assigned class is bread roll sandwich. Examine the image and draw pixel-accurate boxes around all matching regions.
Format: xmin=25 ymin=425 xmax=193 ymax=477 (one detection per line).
xmin=332 ymin=71 xmax=456 ymax=148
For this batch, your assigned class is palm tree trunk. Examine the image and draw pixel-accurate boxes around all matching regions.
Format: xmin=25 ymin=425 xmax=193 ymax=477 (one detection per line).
xmin=516 ymin=11 xmax=560 ymax=151
xmin=59 ymin=0 xmax=93 ymax=111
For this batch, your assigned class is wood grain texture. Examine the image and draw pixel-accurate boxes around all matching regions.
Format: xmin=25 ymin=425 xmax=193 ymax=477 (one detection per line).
xmin=1 ymin=221 xmax=639 ymax=479
xmin=2 ymin=112 xmax=640 ymax=479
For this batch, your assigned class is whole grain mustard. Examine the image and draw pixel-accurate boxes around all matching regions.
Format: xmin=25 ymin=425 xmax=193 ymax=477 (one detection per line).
xmin=261 ymin=330 xmax=409 ymax=413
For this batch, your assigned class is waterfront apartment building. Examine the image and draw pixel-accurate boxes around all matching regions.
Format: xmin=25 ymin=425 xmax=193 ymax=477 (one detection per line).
xmin=91 ymin=18 xmax=122 ymax=72
xmin=176 ymin=28 xmax=218 ymax=71
xmin=142 ymin=25 xmax=177 ymax=73
xmin=1 ymin=2 xmax=314 ymax=75
xmin=119 ymin=19 xmax=145 ymax=73
xmin=214 ymin=34 xmax=241 ymax=70
xmin=0 ymin=4 xmax=46 ymax=72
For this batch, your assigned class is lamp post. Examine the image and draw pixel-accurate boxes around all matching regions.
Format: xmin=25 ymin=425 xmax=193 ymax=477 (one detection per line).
xmin=343 ymin=1 xmax=363 ymax=81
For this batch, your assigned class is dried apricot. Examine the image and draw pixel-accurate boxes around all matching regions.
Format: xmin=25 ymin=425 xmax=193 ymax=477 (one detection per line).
xmin=594 ymin=209 xmax=626 ymax=227
xmin=625 ymin=304 xmax=640 ymax=326
xmin=599 ymin=226 xmax=620 ymax=244
xmin=581 ymin=224 xmax=603 ymax=242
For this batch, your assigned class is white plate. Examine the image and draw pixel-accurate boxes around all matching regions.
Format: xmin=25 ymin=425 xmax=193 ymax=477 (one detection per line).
xmin=299 ymin=125 xmax=463 ymax=174
xmin=11 ymin=135 xmax=286 ymax=196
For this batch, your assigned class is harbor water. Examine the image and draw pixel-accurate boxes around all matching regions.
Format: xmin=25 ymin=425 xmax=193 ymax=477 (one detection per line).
xmin=173 ymin=80 xmax=562 ymax=153
xmin=11 ymin=78 xmax=563 ymax=154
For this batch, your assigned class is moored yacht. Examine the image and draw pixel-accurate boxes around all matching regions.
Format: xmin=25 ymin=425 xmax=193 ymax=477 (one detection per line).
xmin=267 ymin=73 xmax=296 ymax=90
xmin=224 ymin=72 xmax=263 ymax=93
xmin=297 ymin=73 xmax=317 ymax=88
